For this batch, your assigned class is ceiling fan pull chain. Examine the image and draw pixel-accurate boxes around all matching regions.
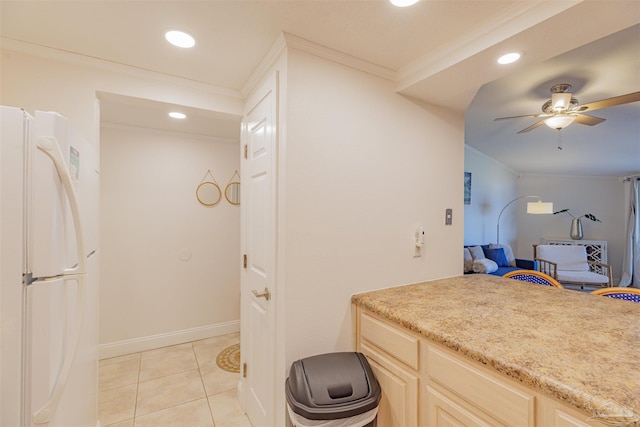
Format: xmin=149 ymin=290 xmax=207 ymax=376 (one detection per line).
xmin=557 ymin=130 xmax=563 ymax=150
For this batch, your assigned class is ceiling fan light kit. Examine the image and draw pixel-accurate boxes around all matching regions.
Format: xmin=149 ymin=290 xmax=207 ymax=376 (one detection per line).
xmin=494 ymin=83 xmax=640 ymax=136
xmin=544 ymin=114 xmax=575 ymax=130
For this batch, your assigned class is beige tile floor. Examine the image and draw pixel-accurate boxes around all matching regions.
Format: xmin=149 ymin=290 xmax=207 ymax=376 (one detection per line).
xmin=98 ymin=333 xmax=252 ymax=427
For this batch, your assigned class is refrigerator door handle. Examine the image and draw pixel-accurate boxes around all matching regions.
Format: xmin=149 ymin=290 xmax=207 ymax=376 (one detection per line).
xmin=32 ymin=275 xmax=86 ymax=424
xmin=32 ymin=136 xmax=87 ymax=424
xmin=35 ymin=136 xmax=86 ymax=275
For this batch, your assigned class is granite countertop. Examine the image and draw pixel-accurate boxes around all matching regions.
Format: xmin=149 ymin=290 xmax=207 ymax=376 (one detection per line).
xmin=352 ymin=275 xmax=640 ymax=426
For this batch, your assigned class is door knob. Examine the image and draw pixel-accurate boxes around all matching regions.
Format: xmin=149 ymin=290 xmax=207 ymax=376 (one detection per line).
xmin=252 ymin=288 xmax=271 ymax=301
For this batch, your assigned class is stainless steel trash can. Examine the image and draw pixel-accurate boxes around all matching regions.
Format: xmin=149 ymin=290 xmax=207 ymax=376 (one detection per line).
xmin=285 ymin=352 xmax=381 ymax=427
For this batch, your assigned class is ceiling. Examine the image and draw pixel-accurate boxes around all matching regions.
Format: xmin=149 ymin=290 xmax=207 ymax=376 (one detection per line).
xmin=467 ymin=23 xmax=640 ymax=177
xmin=1 ymin=1 xmax=639 ymax=176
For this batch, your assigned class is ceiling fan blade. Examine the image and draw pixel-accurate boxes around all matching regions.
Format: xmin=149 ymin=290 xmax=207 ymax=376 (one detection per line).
xmin=517 ymin=120 xmax=546 ymax=134
xmin=577 ymin=91 xmax=640 ymax=112
xmin=494 ymin=113 xmax=548 ymax=121
xmin=573 ymin=114 xmax=606 ymax=126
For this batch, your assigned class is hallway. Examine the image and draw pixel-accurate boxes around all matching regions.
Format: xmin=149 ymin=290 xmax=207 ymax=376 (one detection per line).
xmin=98 ymin=332 xmax=251 ymax=426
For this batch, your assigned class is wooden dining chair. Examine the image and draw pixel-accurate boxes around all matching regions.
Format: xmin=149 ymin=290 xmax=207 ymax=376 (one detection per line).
xmin=503 ymin=270 xmax=564 ymax=288
xmin=591 ymin=287 xmax=640 ymax=303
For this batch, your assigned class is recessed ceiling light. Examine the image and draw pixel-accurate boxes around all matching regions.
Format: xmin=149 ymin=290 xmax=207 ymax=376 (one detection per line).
xmin=168 ymin=112 xmax=186 ymax=119
xmin=497 ymin=52 xmax=521 ymax=65
xmin=390 ymin=0 xmax=421 ymax=7
xmin=165 ymin=30 xmax=195 ymax=48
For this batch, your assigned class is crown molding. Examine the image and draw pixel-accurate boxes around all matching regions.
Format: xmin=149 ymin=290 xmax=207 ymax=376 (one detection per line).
xmin=1 ymin=37 xmax=242 ymax=100
xmin=240 ymin=33 xmax=288 ymax=99
xmin=282 ymin=32 xmax=396 ymax=81
xmin=396 ymin=0 xmax=580 ymax=91
xmin=241 ymin=31 xmax=397 ymax=99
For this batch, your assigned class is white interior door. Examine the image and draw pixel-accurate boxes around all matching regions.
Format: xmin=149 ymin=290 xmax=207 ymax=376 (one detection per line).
xmin=240 ymin=73 xmax=278 ymax=427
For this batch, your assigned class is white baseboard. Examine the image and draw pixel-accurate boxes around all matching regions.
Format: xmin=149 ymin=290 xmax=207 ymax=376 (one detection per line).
xmin=98 ymin=320 xmax=240 ymax=360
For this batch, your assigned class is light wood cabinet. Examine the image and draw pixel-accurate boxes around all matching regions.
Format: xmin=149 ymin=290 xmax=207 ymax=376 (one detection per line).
xmin=425 ymin=384 xmax=503 ymax=427
xmin=353 ymin=305 xmax=609 ymax=427
xmin=357 ymin=311 xmax=419 ymax=427
xmin=362 ymin=344 xmax=419 ymax=427
xmin=426 ymin=345 xmax=535 ymax=426
xmin=543 ymin=399 xmax=615 ymax=427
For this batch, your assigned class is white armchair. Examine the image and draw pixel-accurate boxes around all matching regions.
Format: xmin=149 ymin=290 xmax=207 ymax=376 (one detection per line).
xmin=533 ymin=244 xmax=612 ymax=288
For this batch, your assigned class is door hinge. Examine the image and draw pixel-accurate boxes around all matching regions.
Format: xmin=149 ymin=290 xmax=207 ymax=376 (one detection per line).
xmin=243 ymin=254 xmax=247 ymax=269
xmin=244 ymin=144 xmax=248 ymax=159
xmin=243 ymin=362 xmax=247 ymax=378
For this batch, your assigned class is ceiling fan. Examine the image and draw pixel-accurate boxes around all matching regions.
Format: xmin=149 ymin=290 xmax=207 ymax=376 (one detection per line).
xmin=494 ymin=83 xmax=640 ymax=134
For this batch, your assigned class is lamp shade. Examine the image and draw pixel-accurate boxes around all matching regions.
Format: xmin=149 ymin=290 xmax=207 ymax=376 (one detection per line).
xmin=497 ymin=196 xmax=554 ymax=244
xmin=527 ymin=201 xmax=553 ymax=214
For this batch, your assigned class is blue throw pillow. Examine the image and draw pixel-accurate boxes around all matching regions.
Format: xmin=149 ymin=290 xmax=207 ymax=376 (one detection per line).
xmin=483 ymin=247 xmax=510 ymax=267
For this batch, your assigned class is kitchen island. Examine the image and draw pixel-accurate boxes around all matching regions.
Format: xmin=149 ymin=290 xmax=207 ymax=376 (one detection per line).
xmin=352 ymin=274 xmax=639 ymax=427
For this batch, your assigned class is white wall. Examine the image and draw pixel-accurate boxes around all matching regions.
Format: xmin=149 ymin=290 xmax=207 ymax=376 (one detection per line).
xmin=517 ymin=174 xmax=627 ymax=283
xmin=99 ymin=125 xmax=240 ymax=355
xmin=1 ymin=46 xmax=244 ymax=356
xmin=284 ymin=49 xmax=464 ymax=365
xmin=463 ymin=146 xmax=627 ymax=279
xmin=463 ymin=146 xmax=520 ymax=251
xmin=0 ymin=45 xmax=242 ymax=151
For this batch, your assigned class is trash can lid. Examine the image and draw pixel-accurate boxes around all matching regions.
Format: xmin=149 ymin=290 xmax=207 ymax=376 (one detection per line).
xmin=285 ymin=352 xmax=381 ymax=420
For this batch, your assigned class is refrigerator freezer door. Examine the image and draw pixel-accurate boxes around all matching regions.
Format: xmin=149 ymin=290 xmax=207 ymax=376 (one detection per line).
xmin=29 ymin=112 xmax=88 ymax=425
xmin=32 ymin=111 xmax=86 ymax=279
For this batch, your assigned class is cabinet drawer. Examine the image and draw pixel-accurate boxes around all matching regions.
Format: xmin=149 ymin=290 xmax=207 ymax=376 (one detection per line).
xmin=427 ymin=346 xmax=535 ymax=427
xmin=425 ymin=385 xmax=504 ymax=427
xmin=360 ymin=312 xmax=419 ymax=370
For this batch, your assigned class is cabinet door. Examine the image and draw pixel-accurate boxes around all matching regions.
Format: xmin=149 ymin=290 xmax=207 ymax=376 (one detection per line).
xmin=554 ymin=411 xmax=597 ymax=427
xmin=425 ymin=385 xmax=501 ymax=427
xmin=362 ymin=344 xmax=419 ymax=427
xmin=546 ymin=401 xmax=610 ymax=427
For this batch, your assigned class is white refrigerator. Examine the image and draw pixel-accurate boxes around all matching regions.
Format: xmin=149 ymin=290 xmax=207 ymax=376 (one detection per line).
xmin=1 ymin=106 xmax=99 ymax=426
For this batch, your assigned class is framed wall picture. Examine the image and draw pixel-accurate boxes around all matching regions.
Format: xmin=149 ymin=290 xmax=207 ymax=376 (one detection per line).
xmin=464 ymin=172 xmax=472 ymax=205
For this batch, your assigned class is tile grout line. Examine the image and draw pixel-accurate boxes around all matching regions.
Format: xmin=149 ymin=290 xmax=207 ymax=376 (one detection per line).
xmin=194 ymin=341 xmax=218 ymax=426
xmin=134 ymin=343 xmax=214 ymax=424
xmin=100 ymin=336 xmax=243 ymax=426
xmin=133 ymin=353 xmax=141 ymax=425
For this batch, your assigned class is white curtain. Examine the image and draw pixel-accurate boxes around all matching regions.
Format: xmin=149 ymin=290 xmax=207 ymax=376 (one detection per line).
xmin=619 ymin=178 xmax=640 ymax=288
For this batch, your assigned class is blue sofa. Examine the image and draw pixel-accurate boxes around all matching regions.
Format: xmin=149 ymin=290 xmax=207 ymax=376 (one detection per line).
xmin=464 ymin=244 xmax=537 ymax=276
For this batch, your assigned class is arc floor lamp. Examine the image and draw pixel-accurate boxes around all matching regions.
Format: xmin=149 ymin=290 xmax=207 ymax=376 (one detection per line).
xmin=496 ymin=195 xmax=553 ymax=244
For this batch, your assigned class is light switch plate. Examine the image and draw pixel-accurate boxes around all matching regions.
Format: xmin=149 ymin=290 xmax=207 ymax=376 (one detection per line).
xmin=445 ymin=208 xmax=453 ymax=225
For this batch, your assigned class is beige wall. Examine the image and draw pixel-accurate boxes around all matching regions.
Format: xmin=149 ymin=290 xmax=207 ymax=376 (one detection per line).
xmin=0 ymin=46 xmax=242 ymax=150
xmin=517 ymin=174 xmax=627 ymax=284
xmin=463 ymin=145 xmax=627 ymax=282
xmin=463 ymin=146 xmax=519 ymax=250
xmin=1 ymin=46 xmax=243 ymax=356
xmin=2 ymin=43 xmax=465 ymax=367
xmin=100 ymin=125 xmax=240 ymax=352
xmin=283 ymin=49 xmax=464 ymax=364
xmin=241 ymin=47 xmax=465 ymax=426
